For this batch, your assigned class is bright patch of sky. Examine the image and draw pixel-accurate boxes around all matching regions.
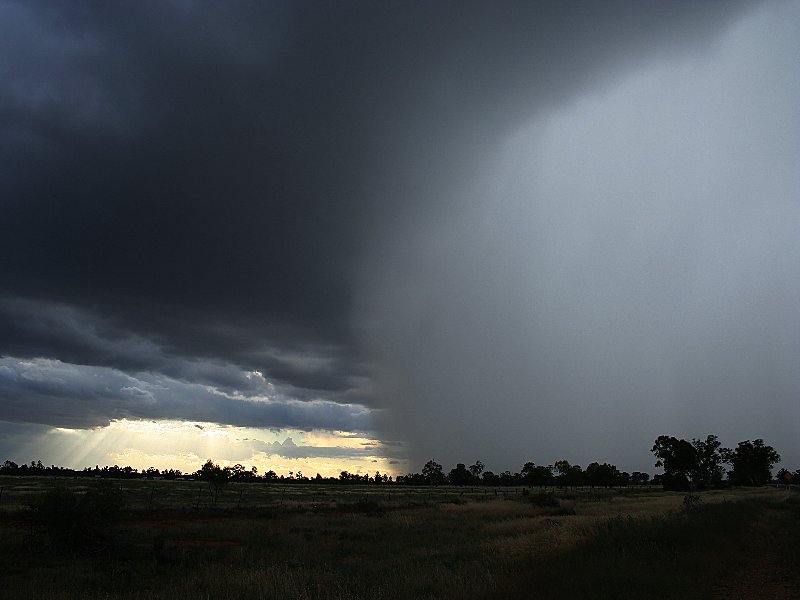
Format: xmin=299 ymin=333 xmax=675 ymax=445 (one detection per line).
xmin=0 ymin=419 xmax=407 ymax=477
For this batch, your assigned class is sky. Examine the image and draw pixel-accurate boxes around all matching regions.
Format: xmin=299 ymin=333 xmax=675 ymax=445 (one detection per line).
xmin=1 ymin=0 xmax=798 ymax=477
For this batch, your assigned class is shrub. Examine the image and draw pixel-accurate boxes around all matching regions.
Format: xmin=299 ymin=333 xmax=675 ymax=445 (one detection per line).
xmin=529 ymin=493 xmax=560 ymax=508
xmin=682 ymin=494 xmax=703 ymax=511
xmin=36 ymin=483 xmax=124 ymax=550
xmin=37 ymin=486 xmax=82 ymax=547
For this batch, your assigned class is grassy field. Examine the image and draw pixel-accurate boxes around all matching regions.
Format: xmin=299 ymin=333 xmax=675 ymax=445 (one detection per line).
xmin=1 ymin=478 xmax=798 ymax=599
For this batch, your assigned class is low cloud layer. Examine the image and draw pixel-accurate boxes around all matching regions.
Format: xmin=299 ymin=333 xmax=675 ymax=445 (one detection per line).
xmin=0 ymin=356 xmax=373 ymax=431
xmin=246 ymin=436 xmax=386 ymax=461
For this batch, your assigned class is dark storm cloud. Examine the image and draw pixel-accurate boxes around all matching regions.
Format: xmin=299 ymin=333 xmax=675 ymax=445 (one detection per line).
xmin=357 ymin=2 xmax=800 ymax=471
xmin=0 ymin=356 xmax=372 ymax=431
xmin=0 ymin=297 xmax=164 ymax=372
xmin=0 ymin=297 xmax=366 ymax=401
xmin=1 ymin=0 xmax=752 ymax=353
xmin=5 ymin=0 xmax=795 ymax=474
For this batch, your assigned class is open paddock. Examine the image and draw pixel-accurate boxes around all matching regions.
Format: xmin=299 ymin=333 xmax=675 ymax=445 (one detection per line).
xmin=0 ymin=478 xmax=797 ymax=599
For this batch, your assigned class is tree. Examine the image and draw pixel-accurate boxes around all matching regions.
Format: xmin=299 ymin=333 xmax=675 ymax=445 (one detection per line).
xmin=726 ymin=439 xmax=780 ymax=486
xmin=228 ymin=464 xmax=247 ymax=480
xmin=468 ymin=460 xmax=485 ymax=479
xmin=422 ymin=460 xmax=445 ymax=485
xmin=1 ymin=460 xmax=19 ymax=474
xmin=197 ymin=459 xmax=229 ymax=505
xmin=520 ymin=462 xmax=536 ymax=485
xmin=554 ymin=460 xmax=584 ymax=488
xmin=585 ymin=462 xmax=622 ymax=488
xmin=481 ymin=471 xmax=499 ymax=486
xmin=499 ymin=470 xmax=517 ymax=486
xmin=521 ymin=462 xmax=555 ymax=488
xmin=651 ymin=435 xmax=696 ymax=491
xmin=690 ymin=435 xmax=727 ymax=489
xmin=520 ymin=462 xmax=555 ymax=487
xmin=448 ymin=463 xmax=472 ymax=486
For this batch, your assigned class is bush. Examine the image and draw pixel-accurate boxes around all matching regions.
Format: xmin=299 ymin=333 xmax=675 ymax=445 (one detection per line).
xmin=37 ymin=486 xmax=82 ymax=547
xmin=336 ymin=498 xmax=384 ymax=515
xmin=36 ymin=484 xmax=124 ymax=549
xmin=529 ymin=493 xmax=560 ymax=508
xmin=682 ymin=494 xmax=702 ymax=511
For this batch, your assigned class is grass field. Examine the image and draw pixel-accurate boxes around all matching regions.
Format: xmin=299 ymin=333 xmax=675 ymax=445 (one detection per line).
xmin=1 ymin=478 xmax=798 ymax=599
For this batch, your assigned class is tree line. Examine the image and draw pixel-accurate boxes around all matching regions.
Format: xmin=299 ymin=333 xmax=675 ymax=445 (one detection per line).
xmin=392 ymin=435 xmax=785 ymax=490
xmin=0 ymin=434 xmax=788 ymax=490
xmin=652 ymin=435 xmax=783 ymax=490
xmin=0 ymin=459 xmax=396 ymax=485
xmin=394 ymin=459 xmax=651 ymax=488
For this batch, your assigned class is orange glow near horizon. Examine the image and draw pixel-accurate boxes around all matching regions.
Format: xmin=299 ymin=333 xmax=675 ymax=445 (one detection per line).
xmin=19 ymin=419 xmax=408 ymax=478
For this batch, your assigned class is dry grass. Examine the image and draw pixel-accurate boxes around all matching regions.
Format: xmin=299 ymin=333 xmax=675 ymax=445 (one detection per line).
xmin=1 ymin=478 xmax=796 ymax=600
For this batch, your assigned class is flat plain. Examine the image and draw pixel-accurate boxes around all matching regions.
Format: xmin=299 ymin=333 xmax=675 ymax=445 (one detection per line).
xmin=1 ymin=477 xmax=798 ymax=599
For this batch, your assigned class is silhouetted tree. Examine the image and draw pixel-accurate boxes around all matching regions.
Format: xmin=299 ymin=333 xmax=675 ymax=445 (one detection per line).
xmin=585 ymin=462 xmax=622 ymax=488
xmin=725 ymin=439 xmax=780 ymax=486
xmin=651 ymin=435 xmax=696 ymax=491
xmin=554 ymin=460 xmax=584 ymax=488
xmin=469 ymin=460 xmax=484 ymax=480
xmin=422 ymin=460 xmax=445 ymax=485
xmin=448 ymin=463 xmax=473 ymax=486
xmin=690 ymin=435 xmax=727 ymax=489
xmin=397 ymin=471 xmax=426 ymax=485
xmin=520 ymin=462 xmax=536 ymax=485
xmin=197 ymin=459 xmax=229 ymax=505
xmin=481 ymin=471 xmax=499 ymax=486
xmin=499 ymin=470 xmax=518 ymax=486
xmin=1 ymin=460 xmax=19 ymax=474
xmin=520 ymin=463 xmax=554 ymax=488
